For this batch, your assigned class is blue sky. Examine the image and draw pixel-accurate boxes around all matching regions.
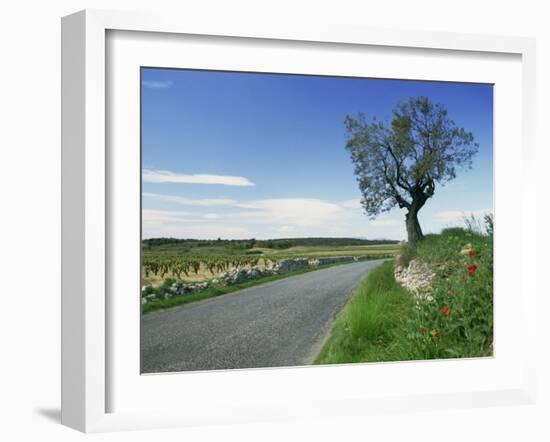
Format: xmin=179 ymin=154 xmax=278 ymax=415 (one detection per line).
xmin=141 ymin=68 xmax=493 ymax=240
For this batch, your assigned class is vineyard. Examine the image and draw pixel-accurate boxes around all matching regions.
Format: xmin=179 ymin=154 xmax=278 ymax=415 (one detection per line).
xmin=142 ymin=255 xmax=274 ymax=280
xmin=142 ymin=241 xmax=400 ymax=286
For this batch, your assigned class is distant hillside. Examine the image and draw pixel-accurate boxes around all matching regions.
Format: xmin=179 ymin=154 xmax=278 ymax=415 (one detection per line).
xmin=143 ymin=237 xmax=398 ymax=252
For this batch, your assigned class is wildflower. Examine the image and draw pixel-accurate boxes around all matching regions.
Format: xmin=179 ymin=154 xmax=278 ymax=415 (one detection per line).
xmin=468 ymin=249 xmax=476 ymax=258
xmin=467 ymin=264 xmax=478 ymax=277
xmin=460 ymin=243 xmax=473 ymax=256
xmin=420 ymin=327 xmax=428 ymax=334
xmin=431 ymin=330 xmax=441 ymax=339
xmin=441 ymin=305 xmax=450 ymax=316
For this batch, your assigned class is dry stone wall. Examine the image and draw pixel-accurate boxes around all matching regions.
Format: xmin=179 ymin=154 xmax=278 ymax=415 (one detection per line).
xmin=394 ymin=259 xmax=435 ymax=298
xmin=141 ymin=255 xmax=381 ymax=304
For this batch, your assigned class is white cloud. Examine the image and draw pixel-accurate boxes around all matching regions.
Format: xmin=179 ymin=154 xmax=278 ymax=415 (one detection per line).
xmin=142 ymin=80 xmax=173 ymax=89
xmin=143 ymin=193 xmax=239 ymax=206
xmin=143 ymin=194 xmax=492 ymax=240
xmin=278 ymin=225 xmax=296 ymax=233
xmin=145 ymin=194 xmax=347 ymax=227
xmin=368 ymin=216 xmax=402 ymax=227
xmin=142 ymin=170 xmax=255 ymax=186
xmin=233 ymin=198 xmax=346 ymax=227
xmin=338 ymin=199 xmax=362 ymax=210
xmin=433 ymin=208 xmax=492 ymax=225
xmin=142 ymin=194 xmax=407 ymax=239
xmin=142 ymin=209 xmax=252 ymax=239
xmin=142 ymin=209 xmax=197 ymax=225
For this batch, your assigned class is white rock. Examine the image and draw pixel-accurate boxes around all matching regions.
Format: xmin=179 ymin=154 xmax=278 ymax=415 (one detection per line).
xmin=394 ymin=259 xmax=435 ymax=298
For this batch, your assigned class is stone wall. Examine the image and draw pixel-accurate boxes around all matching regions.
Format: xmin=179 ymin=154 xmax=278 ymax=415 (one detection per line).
xmin=142 ymin=255 xmax=377 ymax=304
xmin=274 ymin=258 xmax=311 ymax=273
xmin=394 ymin=259 xmax=435 ymax=298
xmin=311 ymin=256 xmax=355 ymax=266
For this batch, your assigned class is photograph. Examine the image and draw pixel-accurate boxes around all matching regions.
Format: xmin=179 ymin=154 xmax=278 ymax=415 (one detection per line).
xmin=139 ymin=68 xmax=494 ymax=374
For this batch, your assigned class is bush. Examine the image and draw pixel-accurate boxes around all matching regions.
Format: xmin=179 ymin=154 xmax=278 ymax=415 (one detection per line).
xmin=408 ymin=227 xmax=493 ymax=358
xmin=395 ymin=242 xmax=417 ymax=267
xmin=316 ymin=226 xmax=494 ymax=364
xmin=142 ymin=285 xmax=155 ymax=296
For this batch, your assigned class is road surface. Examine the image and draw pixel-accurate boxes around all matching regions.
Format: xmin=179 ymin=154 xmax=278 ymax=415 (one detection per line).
xmin=141 ymin=259 xmax=384 ymax=373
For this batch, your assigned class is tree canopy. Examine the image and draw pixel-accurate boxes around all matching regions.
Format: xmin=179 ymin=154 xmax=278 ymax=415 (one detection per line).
xmin=345 ymin=96 xmax=478 ymax=243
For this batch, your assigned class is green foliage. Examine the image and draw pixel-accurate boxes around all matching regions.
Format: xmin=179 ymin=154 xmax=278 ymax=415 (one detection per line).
xmin=315 ymin=261 xmax=415 ymax=364
xmin=142 ymin=254 xmax=267 ymax=279
xmin=396 ymin=242 xmax=417 ymax=267
xmin=142 ymin=285 xmax=155 ymax=296
xmin=142 ymin=236 xmax=399 ymax=256
xmin=345 ymin=96 xmax=478 ymax=244
xmin=411 ymin=227 xmax=493 ymax=358
xmin=484 ymin=213 xmax=494 ymax=237
xmin=316 ymin=228 xmax=493 ymax=364
xmin=345 ymin=97 xmax=478 ymax=217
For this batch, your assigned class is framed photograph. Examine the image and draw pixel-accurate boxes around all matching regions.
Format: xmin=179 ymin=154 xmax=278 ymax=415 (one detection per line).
xmin=61 ymin=9 xmax=537 ymax=432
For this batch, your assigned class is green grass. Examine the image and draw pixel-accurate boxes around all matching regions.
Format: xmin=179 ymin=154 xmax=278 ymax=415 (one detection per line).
xmin=255 ymin=244 xmax=400 ymax=257
xmin=316 ymin=226 xmax=493 ymax=364
xmin=142 ymin=237 xmax=399 ymax=257
xmin=315 ymin=261 xmax=416 ymax=364
xmin=143 ymin=243 xmax=400 ymax=258
xmin=142 ymin=260 xmax=382 ymax=314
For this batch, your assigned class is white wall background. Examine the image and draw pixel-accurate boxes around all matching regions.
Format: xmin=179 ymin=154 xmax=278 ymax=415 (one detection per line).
xmin=0 ymin=1 xmax=547 ymax=441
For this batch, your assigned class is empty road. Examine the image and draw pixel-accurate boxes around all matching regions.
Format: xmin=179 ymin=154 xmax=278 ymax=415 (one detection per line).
xmin=141 ymin=259 xmax=384 ymax=373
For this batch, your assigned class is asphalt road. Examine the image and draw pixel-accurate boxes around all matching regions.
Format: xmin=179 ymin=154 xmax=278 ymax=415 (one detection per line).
xmin=141 ymin=259 xmax=384 ymax=373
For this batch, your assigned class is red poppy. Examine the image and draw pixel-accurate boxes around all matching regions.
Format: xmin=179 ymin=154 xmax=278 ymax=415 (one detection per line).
xmin=441 ymin=305 xmax=450 ymax=316
xmin=468 ymin=250 xmax=476 ymax=258
xmin=432 ymin=330 xmax=441 ymax=339
xmin=467 ymin=264 xmax=478 ymax=277
xmin=420 ymin=327 xmax=428 ymax=334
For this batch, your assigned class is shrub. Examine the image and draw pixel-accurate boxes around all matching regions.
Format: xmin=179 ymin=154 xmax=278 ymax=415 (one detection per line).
xmin=142 ymin=285 xmax=155 ymax=296
xmin=484 ymin=213 xmax=494 ymax=237
xmin=396 ymin=242 xmax=417 ymax=267
xmin=317 ymin=226 xmax=494 ymax=364
xmin=408 ymin=228 xmax=493 ymax=358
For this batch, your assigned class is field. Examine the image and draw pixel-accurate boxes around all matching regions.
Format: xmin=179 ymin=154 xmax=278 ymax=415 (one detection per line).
xmin=142 ymin=238 xmax=400 ymax=286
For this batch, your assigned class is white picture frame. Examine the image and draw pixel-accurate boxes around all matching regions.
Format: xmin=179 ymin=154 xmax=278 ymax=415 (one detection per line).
xmin=61 ymin=9 xmax=537 ymax=433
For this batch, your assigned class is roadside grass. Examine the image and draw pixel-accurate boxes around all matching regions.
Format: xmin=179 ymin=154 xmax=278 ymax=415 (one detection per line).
xmin=142 ymin=259 xmax=383 ymax=314
xmin=315 ymin=261 xmax=416 ymax=364
xmin=316 ymin=225 xmax=493 ymax=364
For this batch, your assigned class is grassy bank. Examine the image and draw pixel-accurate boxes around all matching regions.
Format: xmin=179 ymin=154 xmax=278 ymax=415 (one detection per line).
xmin=142 ymin=260 xmax=380 ymax=314
xmin=315 ymin=261 xmax=414 ymax=363
xmin=316 ymin=226 xmax=493 ymax=364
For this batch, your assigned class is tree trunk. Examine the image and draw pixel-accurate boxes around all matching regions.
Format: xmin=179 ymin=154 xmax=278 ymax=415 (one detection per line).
xmin=406 ymin=209 xmax=424 ymax=244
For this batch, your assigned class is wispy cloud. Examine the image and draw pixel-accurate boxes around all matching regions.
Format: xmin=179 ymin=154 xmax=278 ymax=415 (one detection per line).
xmin=144 ymin=193 xmax=493 ymax=240
xmin=433 ymin=208 xmax=492 ymax=225
xmin=142 ymin=170 xmax=255 ymax=186
xmin=142 ymin=209 xmax=252 ymax=239
xmin=338 ymin=199 xmax=362 ymax=210
xmin=144 ymin=193 xmax=346 ymax=226
xmin=142 ymin=194 xmax=371 ymax=239
xmin=142 ymin=80 xmax=173 ymax=89
xmin=143 ymin=193 xmax=239 ymax=206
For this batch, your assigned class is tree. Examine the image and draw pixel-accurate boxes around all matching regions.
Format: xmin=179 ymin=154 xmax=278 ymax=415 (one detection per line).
xmin=345 ymin=97 xmax=478 ymax=244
